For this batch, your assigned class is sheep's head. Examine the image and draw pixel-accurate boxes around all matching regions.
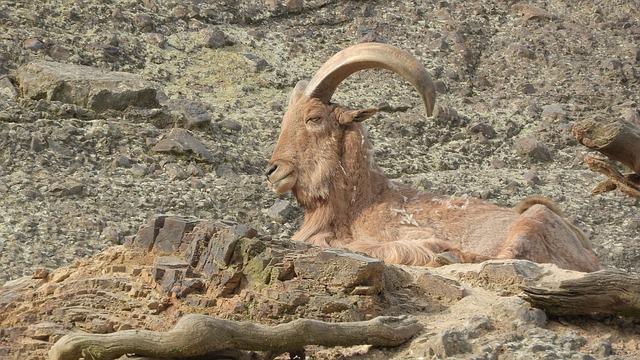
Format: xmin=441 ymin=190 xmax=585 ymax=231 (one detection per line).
xmin=266 ymin=43 xmax=436 ymax=207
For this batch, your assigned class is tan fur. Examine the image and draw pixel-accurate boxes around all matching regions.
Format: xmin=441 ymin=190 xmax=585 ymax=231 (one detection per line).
xmin=267 ymin=91 xmax=600 ymax=272
xmin=516 ymin=196 xmax=592 ymax=250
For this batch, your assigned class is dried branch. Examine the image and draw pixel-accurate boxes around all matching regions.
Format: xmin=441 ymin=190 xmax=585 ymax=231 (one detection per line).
xmin=585 ymin=155 xmax=640 ymax=198
xmin=49 ymin=315 xmax=421 ymax=360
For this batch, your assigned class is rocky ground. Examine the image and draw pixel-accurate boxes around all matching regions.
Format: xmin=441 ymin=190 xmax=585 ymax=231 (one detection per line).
xmin=0 ymin=0 xmax=639 ymax=281
xmin=2 ymin=216 xmax=640 ymax=359
xmin=0 ymin=0 xmax=639 ymax=358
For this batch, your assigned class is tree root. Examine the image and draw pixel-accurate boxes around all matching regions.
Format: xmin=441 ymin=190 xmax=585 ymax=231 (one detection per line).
xmin=49 ymin=315 xmax=422 ymax=360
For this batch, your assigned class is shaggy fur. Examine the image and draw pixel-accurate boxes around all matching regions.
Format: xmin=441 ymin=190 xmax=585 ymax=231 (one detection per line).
xmin=266 ymin=88 xmax=600 ymax=273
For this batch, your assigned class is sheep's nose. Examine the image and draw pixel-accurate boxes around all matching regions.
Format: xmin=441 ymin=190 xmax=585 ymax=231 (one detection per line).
xmin=265 ymin=164 xmax=278 ymax=178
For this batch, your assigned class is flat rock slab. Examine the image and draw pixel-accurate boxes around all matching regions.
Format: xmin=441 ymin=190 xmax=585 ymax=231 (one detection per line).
xmin=153 ymin=128 xmax=216 ymax=162
xmin=16 ymin=61 xmax=161 ymax=112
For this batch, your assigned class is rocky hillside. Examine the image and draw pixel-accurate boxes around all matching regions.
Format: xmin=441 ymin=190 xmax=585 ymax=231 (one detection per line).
xmin=1 ymin=0 xmax=639 ymax=282
xmin=0 ymin=1 xmax=639 ymax=358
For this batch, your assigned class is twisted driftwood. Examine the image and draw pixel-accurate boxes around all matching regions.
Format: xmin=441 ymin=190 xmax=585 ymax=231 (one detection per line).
xmin=49 ymin=314 xmax=422 ymax=360
xmin=522 ymin=269 xmax=640 ymax=317
xmin=573 ymin=118 xmax=640 ymax=198
xmin=585 ymin=155 xmax=640 ymax=198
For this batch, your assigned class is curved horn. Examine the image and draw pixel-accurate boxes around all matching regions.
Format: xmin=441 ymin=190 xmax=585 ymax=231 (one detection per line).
xmin=304 ymin=43 xmax=436 ymax=116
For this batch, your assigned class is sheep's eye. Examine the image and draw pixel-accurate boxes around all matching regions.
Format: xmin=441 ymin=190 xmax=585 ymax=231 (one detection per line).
xmin=305 ymin=116 xmax=322 ymax=124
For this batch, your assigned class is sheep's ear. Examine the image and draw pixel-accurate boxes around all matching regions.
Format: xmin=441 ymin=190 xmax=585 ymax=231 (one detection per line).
xmin=337 ymin=108 xmax=378 ymax=125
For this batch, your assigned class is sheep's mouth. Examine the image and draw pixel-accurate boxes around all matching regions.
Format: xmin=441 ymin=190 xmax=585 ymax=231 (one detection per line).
xmin=268 ymin=171 xmax=296 ymax=194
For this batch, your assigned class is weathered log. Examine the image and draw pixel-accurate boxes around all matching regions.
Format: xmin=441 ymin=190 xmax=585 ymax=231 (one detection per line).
xmin=49 ymin=315 xmax=421 ymax=360
xmin=572 ymin=118 xmax=640 ymax=174
xmin=521 ymin=269 xmax=640 ymax=317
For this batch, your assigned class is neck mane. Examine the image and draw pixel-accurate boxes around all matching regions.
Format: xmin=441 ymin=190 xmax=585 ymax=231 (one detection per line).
xmin=292 ymin=124 xmax=394 ymax=245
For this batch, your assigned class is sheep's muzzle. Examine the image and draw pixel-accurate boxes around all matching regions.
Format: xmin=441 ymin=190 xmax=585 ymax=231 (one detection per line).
xmin=265 ymin=160 xmax=296 ymax=194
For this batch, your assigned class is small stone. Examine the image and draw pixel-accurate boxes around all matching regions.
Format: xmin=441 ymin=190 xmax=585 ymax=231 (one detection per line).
xmin=133 ymin=14 xmax=154 ymax=32
xmin=266 ymin=0 xmax=303 ymax=12
xmin=0 ymin=76 xmax=17 ymax=99
xmin=202 ymin=29 xmax=231 ymax=49
xmin=187 ymin=163 xmax=203 ymax=177
xmin=166 ymin=99 xmax=211 ymax=129
xmin=166 ymin=163 xmax=189 ymax=180
xmin=30 ymin=133 xmax=46 ymax=152
xmin=48 ymin=45 xmax=71 ymax=61
xmin=244 ymin=53 xmax=271 ymax=72
xmin=215 ymin=164 xmax=235 ymax=178
xmin=111 ymin=156 xmax=132 ymax=169
xmin=433 ymin=105 xmax=463 ymax=126
xmin=427 ymin=329 xmax=472 ymax=357
xmin=50 ymin=180 xmax=84 ymax=196
xmin=32 ymin=268 xmax=49 ymax=279
xmin=153 ymin=128 xmax=216 ymax=163
xmin=219 ymin=118 xmax=242 ymax=131
xmin=464 ymin=315 xmax=493 ymax=339
xmin=267 ymin=199 xmax=295 ymax=223
xmin=514 ymin=136 xmax=552 ymax=162
xmin=541 ymin=103 xmax=566 ymax=120
xmin=416 ymin=272 xmax=465 ymax=302
xmin=468 ymin=122 xmax=496 ymax=139
xmin=516 ymin=307 xmax=547 ymax=327
xmin=558 ymin=332 xmax=587 ymax=351
xmin=319 ymin=298 xmax=351 ymax=314
xmin=101 ymin=226 xmax=121 ymax=245
xmin=521 ymin=83 xmax=536 ymax=94
xmin=23 ymin=38 xmax=44 ymax=51
xmin=25 ymin=322 xmax=64 ymax=341
xmin=529 ymin=342 xmax=553 ymax=352
xmin=147 ymin=33 xmax=166 ymax=47
xmin=509 ymin=43 xmax=535 ymax=59
xmin=524 ymin=169 xmax=543 ymax=185
xmin=190 ymin=178 xmax=205 ymax=189
xmin=131 ymin=164 xmax=147 ymax=177
xmin=284 ymin=0 xmax=303 ymax=12
xmin=358 ymin=29 xmax=385 ymax=43
xmin=172 ymin=5 xmax=188 ymax=18
xmin=490 ymin=158 xmax=505 ymax=169
xmin=147 ymin=300 xmax=159 ymax=310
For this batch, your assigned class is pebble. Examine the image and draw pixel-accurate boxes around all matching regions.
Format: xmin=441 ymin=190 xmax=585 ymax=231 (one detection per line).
xmin=541 ymin=104 xmax=567 ymax=120
xmin=513 ymin=136 xmax=553 ymax=162
xmin=524 ymin=169 xmax=543 ymax=185
xmin=267 ymin=199 xmax=295 ymax=223
xmin=468 ymin=122 xmax=497 ymax=139
xmin=244 ymin=53 xmax=271 ymax=72
xmin=509 ymin=43 xmax=535 ymax=59
xmin=219 ymin=118 xmax=242 ymax=131
xmin=32 ymin=268 xmax=49 ymax=279
xmin=133 ymin=14 xmax=154 ymax=32
xmin=23 ymin=38 xmax=44 ymax=51
xmin=202 ymin=29 xmax=231 ymax=49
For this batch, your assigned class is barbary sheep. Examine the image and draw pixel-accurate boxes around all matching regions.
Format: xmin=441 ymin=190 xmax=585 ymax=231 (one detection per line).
xmin=266 ymin=43 xmax=599 ymax=272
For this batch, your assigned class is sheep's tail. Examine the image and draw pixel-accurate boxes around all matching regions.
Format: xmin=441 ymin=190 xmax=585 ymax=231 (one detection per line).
xmin=515 ymin=196 xmax=592 ymax=250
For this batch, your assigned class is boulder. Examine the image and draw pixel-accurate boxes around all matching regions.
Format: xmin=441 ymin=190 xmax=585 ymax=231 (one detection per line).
xmin=16 ymin=61 xmax=162 ymax=112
